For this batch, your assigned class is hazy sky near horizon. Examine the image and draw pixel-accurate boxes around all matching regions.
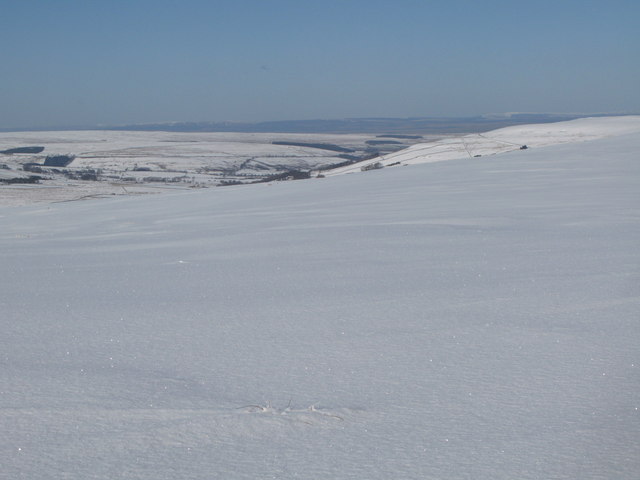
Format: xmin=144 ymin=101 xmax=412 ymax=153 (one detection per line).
xmin=1 ymin=0 xmax=639 ymax=129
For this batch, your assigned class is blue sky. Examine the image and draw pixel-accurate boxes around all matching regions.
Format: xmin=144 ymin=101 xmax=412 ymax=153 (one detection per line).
xmin=1 ymin=0 xmax=639 ymax=128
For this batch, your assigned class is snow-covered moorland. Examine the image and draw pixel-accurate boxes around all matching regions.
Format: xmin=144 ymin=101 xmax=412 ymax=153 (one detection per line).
xmin=1 ymin=117 xmax=639 ymax=479
xmin=327 ymin=115 xmax=640 ymax=174
xmin=0 ymin=130 xmax=426 ymax=206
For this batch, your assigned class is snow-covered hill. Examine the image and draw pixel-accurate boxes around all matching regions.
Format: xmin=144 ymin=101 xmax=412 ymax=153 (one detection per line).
xmin=1 ymin=120 xmax=639 ymax=479
xmin=326 ymin=115 xmax=640 ymax=174
xmin=3 ymin=116 xmax=639 ymax=206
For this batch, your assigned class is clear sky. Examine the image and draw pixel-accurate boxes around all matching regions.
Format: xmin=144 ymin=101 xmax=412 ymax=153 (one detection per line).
xmin=1 ymin=0 xmax=639 ymax=129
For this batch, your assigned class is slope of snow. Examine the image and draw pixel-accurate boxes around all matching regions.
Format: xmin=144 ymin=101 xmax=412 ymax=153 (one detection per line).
xmin=327 ymin=115 xmax=640 ymax=174
xmin=1 ymin=128 xmax=639 ymax=479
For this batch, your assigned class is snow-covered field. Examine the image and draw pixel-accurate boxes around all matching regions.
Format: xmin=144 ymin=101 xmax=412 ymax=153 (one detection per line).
xmin=1 ymin=118 xmax=639 ymax=479
xmin=0 ymin=131 xmax=426 ymax=206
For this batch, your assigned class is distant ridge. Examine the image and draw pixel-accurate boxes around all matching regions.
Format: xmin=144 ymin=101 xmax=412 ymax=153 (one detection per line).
xmin=102 ymin=114 xmax=596 ymax=134
xmin=2 ymin=113 xmax=633 ymax=134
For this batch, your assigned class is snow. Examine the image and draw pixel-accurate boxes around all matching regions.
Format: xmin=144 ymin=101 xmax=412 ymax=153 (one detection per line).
xmin=327 ymin=115 xmax=640 ymax=174
xmin=0 ymin=131 xmax=428 ymax=194
xmin=0 ymin=130 xmax=433 ymax=206
xmin=1 ymin=118 xmax=639 ymax=479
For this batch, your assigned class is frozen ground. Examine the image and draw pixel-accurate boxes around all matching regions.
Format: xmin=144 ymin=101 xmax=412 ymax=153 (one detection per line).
xmin=1 ymin=118 xmax=639 ymax=479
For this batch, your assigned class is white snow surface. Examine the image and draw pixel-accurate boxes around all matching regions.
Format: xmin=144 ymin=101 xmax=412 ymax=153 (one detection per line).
xmin=1 ymin=120 xmax=639 ymax=479
xmin=328 ymin=115 xmax=640 ymax=174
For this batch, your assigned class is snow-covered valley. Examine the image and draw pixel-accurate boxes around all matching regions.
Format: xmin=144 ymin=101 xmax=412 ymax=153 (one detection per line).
xmin=1 ymin=117 xmax=639 ymax=479
xmin=0 ymin=131 xmax=426 ymax=206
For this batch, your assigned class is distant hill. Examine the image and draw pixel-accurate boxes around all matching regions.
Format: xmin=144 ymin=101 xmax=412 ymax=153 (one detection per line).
xmin=2 ymin=113 xmax=629 ymax=135
xmin=104 ymin=114 xmax=594 ymax=134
